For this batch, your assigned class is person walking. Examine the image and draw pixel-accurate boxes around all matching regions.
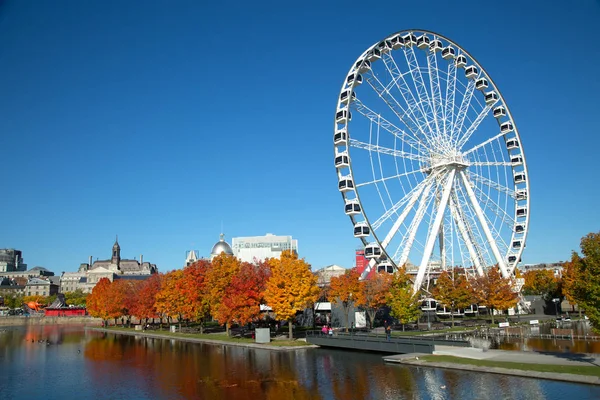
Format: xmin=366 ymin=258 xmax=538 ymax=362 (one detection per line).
xmin=386 ymin=324 xmax=392 ymax=341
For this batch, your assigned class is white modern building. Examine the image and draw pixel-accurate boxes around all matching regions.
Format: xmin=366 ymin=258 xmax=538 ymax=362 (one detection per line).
xmin=232 ymin=233 xmax=298 ymax=263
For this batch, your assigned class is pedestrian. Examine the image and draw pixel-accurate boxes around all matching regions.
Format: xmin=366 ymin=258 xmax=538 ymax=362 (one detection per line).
xmin=351 ymin=321 xmax=355 ymax=335
xmin=386 ymin=324 xmax=391 ymax=341
xmin=321 ymin=325 xmax=328 ymax=336
xmin=328 ymin=325 xmax=333 ymax=336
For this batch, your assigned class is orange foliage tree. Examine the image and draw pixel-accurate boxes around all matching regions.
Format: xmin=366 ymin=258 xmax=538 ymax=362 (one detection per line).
xmin=562 ymin=256 xmax=584 ymax=316
xmin=155 ymin=270 xmax=188 ymax=329
xmin=87 ymin=278 xmax=114 ymax=325
xmin=329 ymin=268 xmax=362 ymax=332
xmin=432 ymin=269 xmax=473 ymax=327
xmin=110 ymin=279 xmax=139 ymax=326
xmin=181 ymin=260 xmax=212 ymax=333
xmin=522 ymin=269 xmax=560 ymax=299
xmin=222 ymin=260 xmax=271 ymax=327
xmin=130 ymin=274 xmax=161 ymax=326
xmin=205 ymin=254 xmax=241 ymax=333
xmin=264 ymin=251 xmax=319 ymax=339
xmin=471 ymin=267 xmax=518 ymax=324
xmin=356 ymin=272 xmax=392 ymax=329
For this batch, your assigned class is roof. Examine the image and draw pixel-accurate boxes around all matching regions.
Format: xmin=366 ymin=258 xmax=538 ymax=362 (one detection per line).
xmin=211 ymin=234 xmax=234 ymax=256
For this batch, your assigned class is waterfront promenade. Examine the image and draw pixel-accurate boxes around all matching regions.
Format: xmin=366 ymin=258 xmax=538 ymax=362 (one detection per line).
xmin=385 ymin=346 xmax=600 ymax=386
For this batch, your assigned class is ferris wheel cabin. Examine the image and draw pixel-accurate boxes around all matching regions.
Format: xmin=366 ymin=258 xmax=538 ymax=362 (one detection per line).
xmin=484 ymin=91 xmax=499 ymax=105
xmin=430 ymin=39 xmax=443 ymax=52
xmin=346 ymin=73 xmax=363 ymax=86
xmin=336 ymin=109 xmax=351 ymax=124
xmin=335 ymin=151 xmax=350 ymax=169
xmin=516 ymin=206 xmax=528 ymax=218
xmin=500 ymin=121 xmax=514 ymax=134
xmin=475 ymin=78 xmax=489 ymax=91
xmin=364 ymin=242 xmax=382 ymax=259
xmin=516 ymin=189 xmax=528 ymax=201
xmin=512 ymin=240 xmax=522 ymax=249
xmin=442 ymin=46 xmax=455 ymax=59
xmin=334 ymin=128 xmax=348 ymax=146
xmin=506 ymin=138 xmax=519 ymax=151
xmin=511 ymin=155 xmax=523 ymax=166
xmin=377 ymin=40 xmax=392 ymax=53
xmin=354 ymin=221 xmax=370 ymax=237
xmin=344 ymin=199 xmax=361 ymax=215
xmin=377 ymin=260 xmax=394 ymax=273
xmin=402 ymin=33 xmax=417 ymax=47
xmin=338 ymin=176 xmax=354 ymax=192
xmin=366 ymin=48 xmax=381 ymax=62
xmin=355 ymin=59 xmax=371 ymax=73
xmin=465 ymin=66 xmax=478 ymax=80
xmin=514 ymin=171 xmax=526 ymax=184
xmin=390 ymin=34 xmax=403 ymax=49
xmin=515 ymin=224 xmax=526 ymax=233
xmin=340 ymin=90 xmax=356 ymax=105
xmin=416 ymin=34 xmax=430 ymax=49
xmin=455 ymin=55 xmax=467 ymax=68
xmin=493 ymin=106 xmax=507 ymax=119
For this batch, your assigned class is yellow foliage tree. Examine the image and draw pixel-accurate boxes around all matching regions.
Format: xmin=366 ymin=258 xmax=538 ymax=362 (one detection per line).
xmin=264 ymin=251 xmax=319 ymax=339
xmin=205 ymin=253 xmax=241 ymax=334
xmin=471 ymin=267 xmax=518 ymax=324
xmin=155 ymin=270 xmax=188 ymax=329
xmin=387 ymin=266 xmax=421 ymax=331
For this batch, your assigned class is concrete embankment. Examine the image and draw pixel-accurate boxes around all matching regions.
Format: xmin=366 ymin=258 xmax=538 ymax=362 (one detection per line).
xmin=0 ymin=316 xmax=101 ymax=326
xmin=87 ymin=327 xmax=318 ymax=352
xmin=384 ymin=346 xmax=600 ymax=386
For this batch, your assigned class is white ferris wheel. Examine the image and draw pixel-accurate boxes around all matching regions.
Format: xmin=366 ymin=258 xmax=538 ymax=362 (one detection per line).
xmin=334 ymin=29 xmax=530 ymax=293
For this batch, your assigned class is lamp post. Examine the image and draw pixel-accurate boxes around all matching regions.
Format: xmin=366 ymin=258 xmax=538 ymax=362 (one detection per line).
xmin=552 ymin=298 xmax=560 ymax=318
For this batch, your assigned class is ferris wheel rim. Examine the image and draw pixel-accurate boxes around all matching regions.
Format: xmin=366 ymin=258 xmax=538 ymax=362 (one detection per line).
xmin=334 ymin=29 xmax=530 ymax=282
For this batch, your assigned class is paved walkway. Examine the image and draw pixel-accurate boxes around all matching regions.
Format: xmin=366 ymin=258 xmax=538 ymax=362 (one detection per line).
xmin=384 ymin=346 xmax=600 ymax=385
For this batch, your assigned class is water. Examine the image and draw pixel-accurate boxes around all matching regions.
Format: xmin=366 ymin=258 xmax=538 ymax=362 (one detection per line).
xmin=1 ymin=325 xmax=599 ymax=400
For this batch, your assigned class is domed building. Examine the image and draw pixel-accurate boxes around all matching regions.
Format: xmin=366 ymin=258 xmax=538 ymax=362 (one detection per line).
xmin=210 ymin=233 xmax=234 ymax=260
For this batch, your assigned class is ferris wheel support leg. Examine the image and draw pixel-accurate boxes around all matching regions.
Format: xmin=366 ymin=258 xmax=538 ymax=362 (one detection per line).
xmin=397 ymin=182 xmax=434 ymax=266
xmin=360 ymin=258 xmax=378 ymax=280
xmin=414 ymin=169 xmax=456 ymax=293
xmin=449 ymin=197 xmax=484 ymax=276
xmin=459 ymin=171 xmax=509 ymax=278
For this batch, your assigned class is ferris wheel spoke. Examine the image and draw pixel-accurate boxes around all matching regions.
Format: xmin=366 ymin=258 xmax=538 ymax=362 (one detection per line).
xmin=462 ymin=131 xmax=506 ymax=157
xmin=451 ymin=79 xmax=476 ymax=145
xmin=459 ymin=171 xmax=509 ymax=277
xmin=356 ymin=168 xmax=424 ymax=188
xmin=443 ymin=58 xmax=457 ymax=140
xmin=426 ymin=46 xmax=445 ymax=144
xmin=352 ymin=98 xmax=422 ymax=152
xmin=403 ymin=47 xmax=437 ymax=138
xmin=394 ymin=181 xmax=435 ymax=266
xmin=456 ymin=103 xmax=495 ymax=149
xmin=467 ymin=171 xmax=514 ymax=197
xmin=449 ymin=195 xmax=484 ymax=276
xmin=470 ymin=161 xmax=513 ymax=167
xmin=364 ymin=67 xmax=431 ymax=149
xmin=349 ymin=139 xmax=427 ymax=163
xmin=472 ymin=183 xmax=516 ymax=229
xmin=414 ymin=169 xmax=456 ymax=292
xmin=371 ymin=177 xmax=431 ymax=230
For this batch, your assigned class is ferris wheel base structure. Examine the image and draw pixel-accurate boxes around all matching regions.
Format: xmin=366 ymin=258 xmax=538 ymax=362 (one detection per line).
xmin=334 ymin=30 xmax=530 ymax=293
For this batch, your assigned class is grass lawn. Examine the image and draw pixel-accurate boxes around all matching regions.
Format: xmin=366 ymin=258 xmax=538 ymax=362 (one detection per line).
xmin=420 ymin=355 xmax=600 ymax=377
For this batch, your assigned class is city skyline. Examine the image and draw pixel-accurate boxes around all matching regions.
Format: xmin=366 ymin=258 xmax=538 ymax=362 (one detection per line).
xmin=1 ymin=1 xmax=599 ymax=273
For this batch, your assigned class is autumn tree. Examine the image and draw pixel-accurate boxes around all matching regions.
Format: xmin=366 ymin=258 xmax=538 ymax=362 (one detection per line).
xmin=565 ymin=232 xmax=600 ymax=331
xmin=130 ymin=274 xmax=161 ymax=326
xmin=471 ymin=267 xmax=518 ymax=324
xmin=522 ymin=269 xmax=560 ymax=300
xmin=356 ymin=272 xmax=392 ymax=330
xmin=329 ymin=268 xmax=362 ymax=332
xmin=387 ymin=267 xmax=421 ymax=331
xmin=155 ymin=270 xmax=188 ymax=329
xmin=562 ymin=256 xmax=584 ymax=317
xmin=87 ymin=278 xmax=113 ymax=325
xmin=223 ymin=260 xmax=271 ymax=327
xmin=205 ymin=254 xmax=242 ymax=333
xmin=432 ymin=269 xmax=473 ymax=327
xmin=264 ymin=251 xmax=319 ymax=339
xmin=181 ymin=260 xmax=211 ymax=333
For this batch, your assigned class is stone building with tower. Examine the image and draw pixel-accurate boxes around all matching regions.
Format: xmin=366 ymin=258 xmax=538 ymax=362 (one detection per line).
xmin=60 ymin=238 xmax=158 ymax=293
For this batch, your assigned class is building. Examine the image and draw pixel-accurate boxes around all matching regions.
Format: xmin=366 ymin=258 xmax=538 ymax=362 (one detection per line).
xmin=60 ymin=238 xmax=159 ymax=293
xmin=232 ymin=233 xmax=298 ymax=263
xmin=24 ymin=277 xmax=59 ymax=297
xmin=210 ymin=234 xmax=234 ymax=260
xmin=314 ymin=264 xmax=347 ymax=286
xmin=0 ymin=249 xmax=27 ymax=272
xmin=185 ymin=250 xmax=199 ymax=266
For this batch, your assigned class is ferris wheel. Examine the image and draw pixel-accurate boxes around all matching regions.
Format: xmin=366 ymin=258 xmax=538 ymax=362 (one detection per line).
xmin=334 ymin=29 xmax=530 ymax=292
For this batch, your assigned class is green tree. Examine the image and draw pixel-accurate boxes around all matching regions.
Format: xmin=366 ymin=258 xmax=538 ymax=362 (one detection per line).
xmin=566 ymin=232 xmax=600 ymax=332
xmin=432 ymin=268 xmax=473 ymax=327
xmin=387 ymin=267 xmax=421 ymax=331
xmin=65 ymin=289 xmax=88 ymax=307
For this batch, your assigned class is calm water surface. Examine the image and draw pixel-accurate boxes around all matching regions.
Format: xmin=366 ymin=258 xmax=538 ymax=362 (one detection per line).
xmin=1 ymin=325 xmax=599 ymax=400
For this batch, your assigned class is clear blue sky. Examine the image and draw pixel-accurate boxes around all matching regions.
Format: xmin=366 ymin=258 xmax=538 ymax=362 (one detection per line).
xmin=1 ymin=0 xmax=599 ymax=273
